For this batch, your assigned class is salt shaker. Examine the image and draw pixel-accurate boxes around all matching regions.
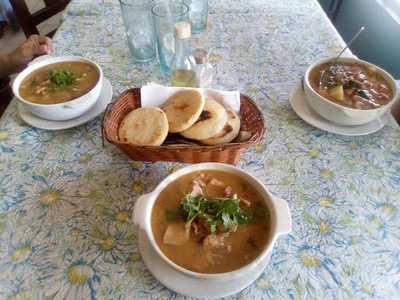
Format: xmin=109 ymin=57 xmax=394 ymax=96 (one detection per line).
xmin=192 ymin=48 xmax=213 ymax=88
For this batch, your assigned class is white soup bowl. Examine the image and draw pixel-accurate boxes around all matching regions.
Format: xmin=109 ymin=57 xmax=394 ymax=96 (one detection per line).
xmin=13 ymin=56 xmax=103 ymax=121
xmin=304 ymin=57 xmax=398 ymax=126
xmin=133 ymin=163 xmax=292 ymax=281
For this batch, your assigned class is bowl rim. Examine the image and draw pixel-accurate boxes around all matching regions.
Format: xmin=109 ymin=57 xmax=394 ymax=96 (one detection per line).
xmin=304 ymin=56 xmax=399 ymax=112
xmin=150 ymin=0 xmax=189 ymax=18
xmin=12 ymin=55 xmax=103 ymax=108
xmin=141 ymin=162 xmax=285 ymax=280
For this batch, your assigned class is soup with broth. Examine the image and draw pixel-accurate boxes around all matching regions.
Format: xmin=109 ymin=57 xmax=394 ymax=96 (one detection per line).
xmin=19 ymin=61 xmax=99 ymax=104
xmin=151 ymin=170 xmax=271 ymax=274
xmin=309 ymin=61 xmax=393 ymax=109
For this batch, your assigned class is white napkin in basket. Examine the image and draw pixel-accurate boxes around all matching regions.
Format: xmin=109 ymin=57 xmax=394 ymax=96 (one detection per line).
xmin=140 ymin=83 xmax=241 ymax=113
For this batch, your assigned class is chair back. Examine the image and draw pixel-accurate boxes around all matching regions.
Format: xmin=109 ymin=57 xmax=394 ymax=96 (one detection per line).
xmin=10 ymin=0 xmax=70 ymax=37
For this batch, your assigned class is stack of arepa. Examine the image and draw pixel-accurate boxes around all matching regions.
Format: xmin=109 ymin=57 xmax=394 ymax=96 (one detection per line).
xmin=118 ymin=90 xmax=241 ymax=146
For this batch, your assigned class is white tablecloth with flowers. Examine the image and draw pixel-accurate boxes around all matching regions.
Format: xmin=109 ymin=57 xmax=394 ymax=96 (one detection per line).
xmin=1 ymin=0 xmax=399 ymax=299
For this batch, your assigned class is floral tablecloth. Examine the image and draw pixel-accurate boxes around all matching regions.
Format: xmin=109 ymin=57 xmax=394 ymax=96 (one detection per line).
xmin=1 ymin=0 xmax=400 ymax=299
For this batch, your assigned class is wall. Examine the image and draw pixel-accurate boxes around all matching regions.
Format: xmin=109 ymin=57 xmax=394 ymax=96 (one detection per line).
xmin=331 ymin=0 xmax=400 ymax=78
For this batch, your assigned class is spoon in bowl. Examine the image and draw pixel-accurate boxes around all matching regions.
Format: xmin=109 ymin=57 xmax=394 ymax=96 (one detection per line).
xmin=317 ymin=26 xmax=366 ymax=88
xmin=334 ymin=26 xmax=365 ymax=61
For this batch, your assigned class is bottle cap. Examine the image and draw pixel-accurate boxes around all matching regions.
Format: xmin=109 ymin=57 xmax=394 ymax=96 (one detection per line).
xmin=193 ymin=48 xmax=208 ymax=64
xmin=174 ymin=21 xmax=191 ymax=39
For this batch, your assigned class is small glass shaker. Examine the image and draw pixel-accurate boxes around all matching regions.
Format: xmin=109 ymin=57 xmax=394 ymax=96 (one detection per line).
xmin=193 ymin=48 xmax=213 ymax=88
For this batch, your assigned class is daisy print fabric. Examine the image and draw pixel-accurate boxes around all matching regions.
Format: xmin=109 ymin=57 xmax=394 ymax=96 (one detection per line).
xmin=0 ymin=0 xmax=400 ymax=299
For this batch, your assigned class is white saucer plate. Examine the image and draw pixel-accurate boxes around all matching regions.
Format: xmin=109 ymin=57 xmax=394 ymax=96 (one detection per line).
xmin=289 ymin=82 xmax=390 ymax=136
xmin=18 ymin=78 xmax=113 ymax=130
xmin=139 ymin=230 xmax=270 ymax=299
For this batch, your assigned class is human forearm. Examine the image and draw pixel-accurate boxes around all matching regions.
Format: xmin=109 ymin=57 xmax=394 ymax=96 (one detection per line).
xmin=0 ymin=53 xmax=20 ymax=78
xmin=0 ymin=35 xmax=53 ymax=79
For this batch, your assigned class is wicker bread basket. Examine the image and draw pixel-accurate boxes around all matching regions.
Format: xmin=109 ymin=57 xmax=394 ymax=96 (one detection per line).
xmin=102 ymin=88 xmax=265 ymax=164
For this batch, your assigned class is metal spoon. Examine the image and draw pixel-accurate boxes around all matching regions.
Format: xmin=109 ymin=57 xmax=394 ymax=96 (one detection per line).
xmin=302 ymin=26 xmax=366 ymax=91
xmin=318 ymin=26 xmax=366 ymax=88
xmin=334 ymin=26 xmax=365 ymax=61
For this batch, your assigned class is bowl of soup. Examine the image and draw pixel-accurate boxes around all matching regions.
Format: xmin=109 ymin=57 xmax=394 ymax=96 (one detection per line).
xmin=13 ymin=56 xmax=103 ymax=121
xmin=133 ymin=163 xmax=291 ymax=280
xmin=304 ymin=57 xmax=398 ymax=125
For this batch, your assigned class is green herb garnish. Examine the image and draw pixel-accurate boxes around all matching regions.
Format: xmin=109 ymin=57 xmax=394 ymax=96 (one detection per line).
xmin=179 ymin=194 xmax=252 ymax=233
xmin=49 ymin=69 xmax=76 ymax=89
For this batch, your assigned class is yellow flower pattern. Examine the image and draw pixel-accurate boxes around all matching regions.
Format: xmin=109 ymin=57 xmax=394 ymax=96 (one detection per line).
xmin=0 ymin=131 xmax=8 ymax=141
xmin=39 ymin=190 xmax=60 ymax=206
xmin=319 ymin=196 xmax=331 ymax=206
xmin=131 ymin=180 xmax=144 ymax=193
xmin=308 ymin=149 xmax=319 ymax=158
xmin=115 ymin=211 xmax=130 ymax=223
xmin=320 ymin=168 xmax=333 ymax=179
xmin=100 ymin=236 xmax=116 ymax=251
xmin=67 ymin=265 xmax=94 ymax=285
xmin=299 ymin=251 xmax=321 ymax=268
xmin=11 ymin=246 xmax=32 ymax=263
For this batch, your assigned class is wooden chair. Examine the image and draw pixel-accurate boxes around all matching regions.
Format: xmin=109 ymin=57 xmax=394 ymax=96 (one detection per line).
xmin=10 ymin=0 xmax=70 ymax=38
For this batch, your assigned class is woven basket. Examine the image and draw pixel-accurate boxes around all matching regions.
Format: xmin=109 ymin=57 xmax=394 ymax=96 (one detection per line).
xmin=102 ymin=88 xmax=265 ymax=164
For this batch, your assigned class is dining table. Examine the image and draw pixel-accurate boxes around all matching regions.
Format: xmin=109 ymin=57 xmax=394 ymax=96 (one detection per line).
xmin=1 ymin=0 xmax=400 ymax=299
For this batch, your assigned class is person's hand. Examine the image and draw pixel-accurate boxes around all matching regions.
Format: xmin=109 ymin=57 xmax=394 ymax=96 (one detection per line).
xmin=9 ymin=34 xmax=53 ymax=72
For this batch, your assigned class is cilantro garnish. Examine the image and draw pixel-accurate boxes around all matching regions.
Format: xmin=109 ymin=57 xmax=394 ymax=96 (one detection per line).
xmin=49 ymin=69 xmax=76 ymax=89
xmin=179 ymin=194 xmax=252 ymax=233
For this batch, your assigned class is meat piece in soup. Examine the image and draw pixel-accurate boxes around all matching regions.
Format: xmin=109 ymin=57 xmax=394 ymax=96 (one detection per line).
xmin=309 ymin=62 xmax=393 ymax=109
xmin=19 ymin=61 xmax=99 ymax=104
xmin=151 ymin=170 xmax=270 ymax=274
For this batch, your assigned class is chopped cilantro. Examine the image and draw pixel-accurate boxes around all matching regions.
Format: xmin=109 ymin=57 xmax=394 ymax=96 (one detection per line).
xmin=179 ymin=194 xmax=252 ymax=233
xmin=49 ymin=69 xmax=76 ymax=89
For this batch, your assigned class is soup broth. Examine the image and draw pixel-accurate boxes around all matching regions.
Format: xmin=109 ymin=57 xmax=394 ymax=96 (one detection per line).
xmin=151 ymin=170 xmax=270 ymax=274
xmin=309 ymin=62 xmax=393 ymax=109
xmin=19 ymin=61 xmax=99 ymax=104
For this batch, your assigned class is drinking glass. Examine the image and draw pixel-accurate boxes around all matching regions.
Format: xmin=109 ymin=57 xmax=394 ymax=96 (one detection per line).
xmin=119 ymin=0 xmax=157 ymax=64
xmin=186 ymin=0 xmax=208 ymax=33
xmin=151 ymin=0 xmax=190 ymax=75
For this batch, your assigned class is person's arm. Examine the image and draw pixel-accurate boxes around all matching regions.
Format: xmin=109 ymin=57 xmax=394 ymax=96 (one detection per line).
xmin=0 ymin=34 xmax=53 ymax=79
xmin=0 ymin=53 xmax=19 ymax=79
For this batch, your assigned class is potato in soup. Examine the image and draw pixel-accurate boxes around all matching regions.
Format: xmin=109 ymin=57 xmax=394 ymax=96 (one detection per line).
xmin=151 ymin=170 xmax=270 ymax=274
xmin=19 ymin=61 xmax=99 ymax=104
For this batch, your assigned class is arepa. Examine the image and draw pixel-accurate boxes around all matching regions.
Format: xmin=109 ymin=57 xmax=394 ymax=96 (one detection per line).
xmin=162 ymin=90 xmax=205 ymax=133
xmin=180 ymin=99 xmax=228 ymax=140
xmin=118 ymin=107 xmax=169 ymax=146
xmin=200 ymin=108 xmax=241 ymax=145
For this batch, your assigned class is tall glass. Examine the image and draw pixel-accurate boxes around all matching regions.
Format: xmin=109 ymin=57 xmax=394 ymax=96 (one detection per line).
xmin=186 ymin=0 xmax=208 ymax=33
xmin=119 ymin=0 xmax=157 ymax=64
xmin=151 ymin=1 xmax=190 ymax=75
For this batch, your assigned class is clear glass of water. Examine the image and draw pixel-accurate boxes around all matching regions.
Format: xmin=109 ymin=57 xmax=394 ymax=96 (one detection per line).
xmin=186 ymin=0 xmax=208 ymax=34
xmin=151 ymin=0 xmax=190 ymax=75
xmin=119 ymin=0 xmax=157 ymax=64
